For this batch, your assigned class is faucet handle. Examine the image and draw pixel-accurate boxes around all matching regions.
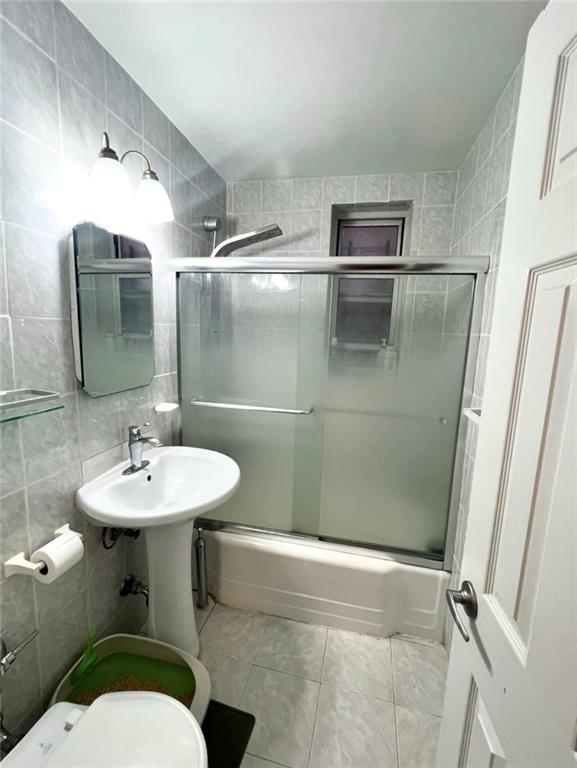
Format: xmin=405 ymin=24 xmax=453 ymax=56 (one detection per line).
xmin=128 ymin=423 xmax=150 ymax=438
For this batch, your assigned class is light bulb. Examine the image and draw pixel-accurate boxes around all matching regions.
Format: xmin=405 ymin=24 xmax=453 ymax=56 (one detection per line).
xmin=135 ymin=172 xmax=175 ymax=224
xmin=89 ymin=155 xmax=134 ymax=234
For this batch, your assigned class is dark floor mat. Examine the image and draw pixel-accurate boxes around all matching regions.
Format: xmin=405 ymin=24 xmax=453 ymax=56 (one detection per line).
xmin=202 ymin=699 xmax=256 ymax=768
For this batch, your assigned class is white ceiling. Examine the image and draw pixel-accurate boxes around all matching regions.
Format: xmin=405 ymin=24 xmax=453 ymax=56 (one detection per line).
xmin=67 ymin=1 xmax=544 ymax=181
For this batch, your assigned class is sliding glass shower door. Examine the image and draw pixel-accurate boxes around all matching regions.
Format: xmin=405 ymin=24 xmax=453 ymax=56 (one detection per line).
xmin=179 ymin=270 xmax=474 ymax=559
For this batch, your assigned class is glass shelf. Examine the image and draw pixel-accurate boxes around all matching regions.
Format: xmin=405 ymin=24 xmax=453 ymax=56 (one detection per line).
xmin=0 ymin=389 xmax=64 ymax=424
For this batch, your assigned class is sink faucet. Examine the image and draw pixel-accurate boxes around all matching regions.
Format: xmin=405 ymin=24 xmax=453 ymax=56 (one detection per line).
xmin=123 ymin=423 xmax=163 ymax=475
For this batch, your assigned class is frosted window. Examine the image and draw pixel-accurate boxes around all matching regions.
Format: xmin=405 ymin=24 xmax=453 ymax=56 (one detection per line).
xmin=337 ymin=222 xmax=401 ymax=256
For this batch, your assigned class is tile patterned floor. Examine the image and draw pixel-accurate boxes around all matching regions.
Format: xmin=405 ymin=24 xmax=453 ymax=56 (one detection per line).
xmin=198 ymin=602 xmax=448 ymax=768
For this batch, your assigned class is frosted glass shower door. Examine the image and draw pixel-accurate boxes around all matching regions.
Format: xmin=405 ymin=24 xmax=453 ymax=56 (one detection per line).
xmin=179 ymin=273 xmax=329 ymax=535
xmin=179 ymin=270 xmax=475 ymax=559
xmin=319 ymin=274 xmax=474 ymax=556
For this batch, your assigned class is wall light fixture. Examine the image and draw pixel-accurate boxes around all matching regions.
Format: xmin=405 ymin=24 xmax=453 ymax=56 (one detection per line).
xmin=89 ymin=132 xmax=174 ymax=233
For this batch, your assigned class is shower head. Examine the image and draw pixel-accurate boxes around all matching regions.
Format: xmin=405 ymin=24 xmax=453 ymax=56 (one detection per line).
xmin=210 ymin=223 xmax=283 ymax=258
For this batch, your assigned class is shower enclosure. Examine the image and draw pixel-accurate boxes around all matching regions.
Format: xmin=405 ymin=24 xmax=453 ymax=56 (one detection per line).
xmin=177 ymin=257 xmax=485 ymax=569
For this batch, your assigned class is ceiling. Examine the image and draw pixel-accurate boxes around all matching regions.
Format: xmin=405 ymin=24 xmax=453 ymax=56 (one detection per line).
xmin=67 ymin=1 xmax=544 ymax=181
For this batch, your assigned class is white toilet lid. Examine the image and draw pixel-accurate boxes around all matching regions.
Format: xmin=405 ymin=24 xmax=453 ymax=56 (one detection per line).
xmin=45 ymin=692 xmax=207 ymax=767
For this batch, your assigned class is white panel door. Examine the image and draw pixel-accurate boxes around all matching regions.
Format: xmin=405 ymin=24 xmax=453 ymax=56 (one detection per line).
xmin=436 ymin=1 xmax=577 ymax=766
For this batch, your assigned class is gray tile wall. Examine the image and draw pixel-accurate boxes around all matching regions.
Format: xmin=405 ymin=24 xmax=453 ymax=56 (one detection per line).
xmin=226 ymin=171 xmax=458 ymax=256
xmin=0 ymin=0 xmax=226 ymax=731
xmin=446 ymin=59 xmax=524 ymax=643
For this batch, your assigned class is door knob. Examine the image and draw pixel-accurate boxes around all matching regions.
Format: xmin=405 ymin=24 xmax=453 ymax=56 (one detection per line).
xmin=446 ymin=580 xmax=478 ymax=642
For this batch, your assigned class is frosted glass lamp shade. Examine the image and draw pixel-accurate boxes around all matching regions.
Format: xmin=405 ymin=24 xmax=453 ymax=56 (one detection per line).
xmin=89 ymin=156 xmax=134 ymax=233
xmin=135 ymin=173 xmax=175 ymax=224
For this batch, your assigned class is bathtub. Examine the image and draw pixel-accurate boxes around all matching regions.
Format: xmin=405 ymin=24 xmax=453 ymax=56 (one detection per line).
xmin=204 ymin=530 xmax=449 ymax=641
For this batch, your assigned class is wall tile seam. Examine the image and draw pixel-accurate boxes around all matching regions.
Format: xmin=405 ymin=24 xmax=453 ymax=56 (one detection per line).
xmin=138 ymin=84 xmax=144 ymax=149
xmin=106 ymin=107 xmax=143 ymax=146
xmin=450 ymin=192 xmax=509 ymax=254
xmin=0 ymin=117 xmax=65 ymax=163
xmin=0 ymin=222 xmax=6 ymax=305
xmin=99 ymin=39 xmax=109 ymax=139
xmin=6 ymin=299 xmax=18 ymax=389
xmin=449 ymin=180 xmax=460 ymax=243
xmin=49 ymin=2 xmax=59 ymax=98
xmin=8 ymin=313 xmax=73 ymax=323
xmin=170 ymin=168 xmax=220 ymax=217
xmin=30 ymin=582 xmax=46 ymax=705
xmin=352 ymin=175 xmax=359 ymax=204
xmin=1 ymin=417 xmax=27 ymax=512
xmin=228 ymin=201 xmax=456 ymax=217
xmin=1 ymin=15 xmax=115 ymax=149
xmin=0 ymin=11 xmax=59 ymax=64
xmin=0 ymin=461 xmax=84 ymax=503
xmin=454 ymin=117 xmax=518 ymax=205
xmin=177 ymin=166 xmax=226 ymax=206
xmin=53 ymin=23 xmax=65 ymax=158
xmin=232 ymin=171 xmax=453 ymax=185
xmin=171 ymin=149 xmax=226 ymax=200
xmin=104 ymin=56 xmax=143 ymax=138
xmin=229 ymin=174 xmax=457 ymax=213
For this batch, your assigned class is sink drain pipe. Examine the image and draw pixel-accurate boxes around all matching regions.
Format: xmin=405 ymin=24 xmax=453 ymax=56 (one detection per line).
xmin=194 ymin=526 xmax=208 ymax=609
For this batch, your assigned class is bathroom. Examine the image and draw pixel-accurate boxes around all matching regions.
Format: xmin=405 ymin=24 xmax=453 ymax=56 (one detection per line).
xmin=0 ymin=0 xmax=575 ymax=766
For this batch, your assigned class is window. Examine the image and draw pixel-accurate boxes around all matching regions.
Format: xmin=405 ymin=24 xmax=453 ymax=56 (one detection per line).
xmin=336 ymin=218 xmax=404 ymax=257
xmin=330 ymin=202 xmax=412 ymax=258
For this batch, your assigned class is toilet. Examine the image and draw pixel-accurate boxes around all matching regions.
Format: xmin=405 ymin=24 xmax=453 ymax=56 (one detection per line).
xmin=3 ymin=691 xmax=207 ymax=767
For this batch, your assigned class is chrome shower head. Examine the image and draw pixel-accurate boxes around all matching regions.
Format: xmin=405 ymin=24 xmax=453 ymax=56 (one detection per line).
xmin=210 ymin=223 xmax=283 ymax=258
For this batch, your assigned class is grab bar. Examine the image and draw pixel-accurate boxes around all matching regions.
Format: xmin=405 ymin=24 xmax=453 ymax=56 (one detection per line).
xmin=190 ymin=399 xmax=313 ymax=415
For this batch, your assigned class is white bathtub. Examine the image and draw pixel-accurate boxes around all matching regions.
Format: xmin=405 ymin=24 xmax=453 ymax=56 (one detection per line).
xmin=205 ymin=530 xmax=449 ymax=641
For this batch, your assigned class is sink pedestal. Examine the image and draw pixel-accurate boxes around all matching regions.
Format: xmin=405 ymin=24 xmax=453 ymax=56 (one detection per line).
xmin=75 ymin=446 xmax=240 ymax=658
xmin=146 ymin=520 xmax=199 ymax=657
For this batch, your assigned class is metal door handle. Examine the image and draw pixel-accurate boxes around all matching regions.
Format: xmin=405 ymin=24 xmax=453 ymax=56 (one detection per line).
xmin=446 ymin=580 xmax=478 ymax=642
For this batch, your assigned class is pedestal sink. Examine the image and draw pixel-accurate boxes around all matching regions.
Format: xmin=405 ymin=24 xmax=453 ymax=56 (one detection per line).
xmin=76 ymin=446 xmax=240 ymax=656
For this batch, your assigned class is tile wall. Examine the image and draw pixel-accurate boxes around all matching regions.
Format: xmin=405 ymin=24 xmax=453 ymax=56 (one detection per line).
xmin=226 ymin=170 xmax=458 ymax=256
xmin=0 ymin=0 xmax=225 ymax=731
xmin=446 ymin=59 xmax=524 ymax=642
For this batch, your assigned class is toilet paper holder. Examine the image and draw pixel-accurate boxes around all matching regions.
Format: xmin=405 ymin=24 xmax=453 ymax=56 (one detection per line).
xmin=4 ymin=525 xmax=83 ymax=580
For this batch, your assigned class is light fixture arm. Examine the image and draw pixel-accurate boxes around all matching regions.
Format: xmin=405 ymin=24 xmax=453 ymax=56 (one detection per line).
xmin=120 ymin=149 xmax=159 ymax=180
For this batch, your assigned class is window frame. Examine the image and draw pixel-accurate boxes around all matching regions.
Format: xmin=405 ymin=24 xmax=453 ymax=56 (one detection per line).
xmin=329 ymin=203 xmax=413 ymax=258
xmin=336 ymin=217 xmax=405 ymax=258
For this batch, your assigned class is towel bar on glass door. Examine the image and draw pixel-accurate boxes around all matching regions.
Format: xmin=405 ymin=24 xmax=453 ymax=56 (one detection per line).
xmin=189 ymin=400 xmax=313 ymax=415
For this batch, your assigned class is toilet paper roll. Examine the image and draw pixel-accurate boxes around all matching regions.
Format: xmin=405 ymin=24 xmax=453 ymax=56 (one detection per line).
xmin=30 ymin=528 xmax=84 ymax=584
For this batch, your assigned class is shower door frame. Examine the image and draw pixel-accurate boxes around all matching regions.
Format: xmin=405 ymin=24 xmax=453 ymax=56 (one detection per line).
xmin=173 ymin=256 xmax=488 ymax=572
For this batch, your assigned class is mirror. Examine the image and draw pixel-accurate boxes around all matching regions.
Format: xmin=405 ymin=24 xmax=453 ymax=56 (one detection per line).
xmin=69 ymin=222 xmax=155 ymax=397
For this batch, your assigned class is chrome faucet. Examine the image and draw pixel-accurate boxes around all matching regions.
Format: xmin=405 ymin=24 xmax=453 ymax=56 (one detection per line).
xmin=123 ymin=423 xmax=163 ymax=475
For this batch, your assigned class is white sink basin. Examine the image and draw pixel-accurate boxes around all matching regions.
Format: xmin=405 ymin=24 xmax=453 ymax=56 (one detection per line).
xmin=76 ymin=445 xmax=240 ymax=657
xmin=77 ymin=446 xmax=240 ymax=528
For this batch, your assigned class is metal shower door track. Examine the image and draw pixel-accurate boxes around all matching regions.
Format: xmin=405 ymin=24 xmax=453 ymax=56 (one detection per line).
xmin=170 ymin=255 xmax=489 ymax=275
